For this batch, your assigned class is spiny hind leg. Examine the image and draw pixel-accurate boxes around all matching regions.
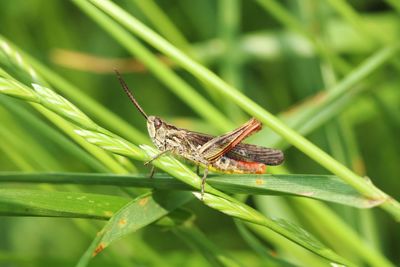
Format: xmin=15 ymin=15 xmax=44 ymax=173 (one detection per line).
xmin=201 ymin=167 xmax=209 ymax=200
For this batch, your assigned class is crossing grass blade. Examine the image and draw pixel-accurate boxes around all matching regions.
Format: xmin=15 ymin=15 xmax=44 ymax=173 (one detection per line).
xmin=76 ymin=191 xmax=193 ymax=267
xmin=0 ymin=189 xmax=128 ymax=219
xmin=0 ymin=171 xmax=380 ymax=208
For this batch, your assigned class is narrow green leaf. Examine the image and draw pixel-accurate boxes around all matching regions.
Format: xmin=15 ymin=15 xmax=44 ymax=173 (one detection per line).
xmin=194 ymin=192 xmax=355 ymax=266
xmin=0 ymin=172 xmax=379 ymax=208
xmin=76 ymin=191 xmax=192 ymax=267
xmin=0 ymin=76 xmax=37 ymax=101
xmin=208 ymin=174 xmax=381 ymax=208
xmin=174 ymin=226 xmax=243 ymax=267
xmin=235 ymin=220 xmax=297 ymax=267
xmin=0 ymin=189 xmax=128 ymax=219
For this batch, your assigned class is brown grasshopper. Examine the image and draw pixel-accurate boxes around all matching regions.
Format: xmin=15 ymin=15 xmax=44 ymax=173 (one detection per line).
xmin=115 ymin=71 xmax=284 ymax=196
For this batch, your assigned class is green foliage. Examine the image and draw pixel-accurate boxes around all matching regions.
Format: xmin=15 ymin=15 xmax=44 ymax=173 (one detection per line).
xmin=0 ymin=1 xmax=399 ymax=266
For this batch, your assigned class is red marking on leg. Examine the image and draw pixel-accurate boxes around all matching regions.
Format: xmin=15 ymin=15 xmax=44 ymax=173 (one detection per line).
xmin=236 ymin=161 xmax=266 ymax=173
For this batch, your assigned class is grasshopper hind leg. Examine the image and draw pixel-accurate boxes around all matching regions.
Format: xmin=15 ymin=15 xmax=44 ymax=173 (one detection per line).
xmin=201 ymin=168 xmax=209 ymax=200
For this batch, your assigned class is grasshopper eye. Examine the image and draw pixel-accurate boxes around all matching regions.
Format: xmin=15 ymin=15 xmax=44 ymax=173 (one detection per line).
xmin=154 ymin=118 xmax=162 ymax=129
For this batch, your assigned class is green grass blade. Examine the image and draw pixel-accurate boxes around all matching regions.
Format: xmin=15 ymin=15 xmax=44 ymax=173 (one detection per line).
xmin=76 ymin=191 xmax=192 ymax=267
xmin=0 ymin=35 xmax=149 ymax=145
xmin=132 ymin=0 xmax=191 ymax=52
xmin=174 ymin=226 xmax=242 ymax=267
xmin=196 ymin=192 xmax=355 ymax=266
xmin=292 ymin=198 xmax=395 ymax=267
xmin=208 ymin=174 xmax=379 ymax=208
xmin=0 ymin=172 xmax=379 ymax=208
xmin=254 ymin=0 xmax=351 ymax=73
xmin=0 ymin=97 xmax=109 ymax=172
xmin=73 ymin=0 xmax=235 ymax=132
xmin=235 ymin=220 xmax=297 ymax=267
xmin=0 ymin=189 xmax=128 ymax=219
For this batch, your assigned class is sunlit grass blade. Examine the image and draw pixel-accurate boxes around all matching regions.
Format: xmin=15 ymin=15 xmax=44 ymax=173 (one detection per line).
xmin=0 ymin=34 xmax=149 ymax=144
xmin=76 ymin=191 xmax=192 ymax=267
xmin=194 ymin=192 xmax=354 ymax=266
xmin=0 ymin=189 xmax=128 ymax=219
xmin=235 ymin=220 xmax=297 ymax=267
xmin=254 ymin=0 xmax=351 ymax=74
xmin=0 ymin=172 xmax=379 ymax=208
xmin=73 ymin=0 xmax=235 ymax=132
xmin=290 ymin=198 xmax=395 ymax=267
xmin=0 ymin=97 xmax=109 ymax=172
xmin=208 ymin=174 xmax=381 ymax=208
xmin=173 ymin=226 xmax=243 ymax=267
xmin=132 ymin=0 xmax=191 ymax=52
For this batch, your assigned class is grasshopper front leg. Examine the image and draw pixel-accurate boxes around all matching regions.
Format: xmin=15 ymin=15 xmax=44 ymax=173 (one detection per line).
xmin=145 ymin=148 xmax=172 ymax=178
xmin=144 ymin=149 xmax=171 ymax=165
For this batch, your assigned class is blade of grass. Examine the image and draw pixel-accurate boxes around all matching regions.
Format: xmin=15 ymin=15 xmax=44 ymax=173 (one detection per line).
xmin=131 ymin=0 xmax=191 ymax=52
xmin=0 ymin=188 xmax=128 ymax=219
xmin=73 ymin=0 xmax=235 ymax=132
xmin=195 ymin=192 xmax=354 ymax=266
xmin=218 ymin=0 xmax=245 ymax=120
xmin=290 ymin=198 xmax=395 ymax=267
xmin=0 ymin=138 xmax=35 ymax=171
xmin=0 ymin=172 xmax=379 ymax=208
xmin=1 ymin=39 xmax=135 ymax=173
xmin=173 ymin=225 xmax=243 ymax=267
xmin=0 ymin=35 xmax=149 ymax=145
xmin=76 ymin=190 xmax=192 ymax=267
xmin=0 ymin=106 xmax=62 ymax=171
xmin=0 ymin=97 xmax=109 ymax=172
xmin=235 ymin=220 xmax=297 ymax=267
xmin=246 ymin=220 xmax=337 ymax=266
xmin=254 ymin=0 xmax=351 ymax=74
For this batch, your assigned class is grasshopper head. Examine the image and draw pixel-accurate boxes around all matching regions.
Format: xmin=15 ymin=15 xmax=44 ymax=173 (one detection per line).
xmin=147 ymin=116 xmax=166 ymax=148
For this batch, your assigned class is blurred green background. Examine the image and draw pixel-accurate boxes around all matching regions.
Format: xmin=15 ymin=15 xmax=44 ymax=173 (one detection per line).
xmin=0 ymin=0 xmax=400 ymax=266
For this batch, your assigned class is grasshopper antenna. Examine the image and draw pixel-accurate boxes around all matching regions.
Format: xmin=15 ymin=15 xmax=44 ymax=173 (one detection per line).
xmin=114 ymin=69 xmax=148 ymax=120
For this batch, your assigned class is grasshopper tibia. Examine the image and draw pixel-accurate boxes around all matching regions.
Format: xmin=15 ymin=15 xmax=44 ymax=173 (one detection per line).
xmin=201 ymin=168 xmax=209 ymax=200
xmin=144 ymin=149 xmax=171 ymax=165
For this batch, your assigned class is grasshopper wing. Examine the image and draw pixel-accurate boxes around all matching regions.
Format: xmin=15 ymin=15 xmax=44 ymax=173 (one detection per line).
xmin=185 ymin=120 xmax=284 ymax=165
xmin=225 ymin=143 xmax=284 ymax=165
xmin=198 ymin=118 xmax=262 ymax=162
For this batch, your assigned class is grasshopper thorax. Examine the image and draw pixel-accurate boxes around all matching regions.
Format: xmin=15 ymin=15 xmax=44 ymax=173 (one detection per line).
xmin=147 ymin=115 xmax=168 ymax=149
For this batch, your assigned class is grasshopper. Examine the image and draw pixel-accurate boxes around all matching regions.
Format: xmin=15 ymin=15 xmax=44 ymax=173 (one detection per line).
xmin=115 ymin=71 xmax=284 ymax=197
